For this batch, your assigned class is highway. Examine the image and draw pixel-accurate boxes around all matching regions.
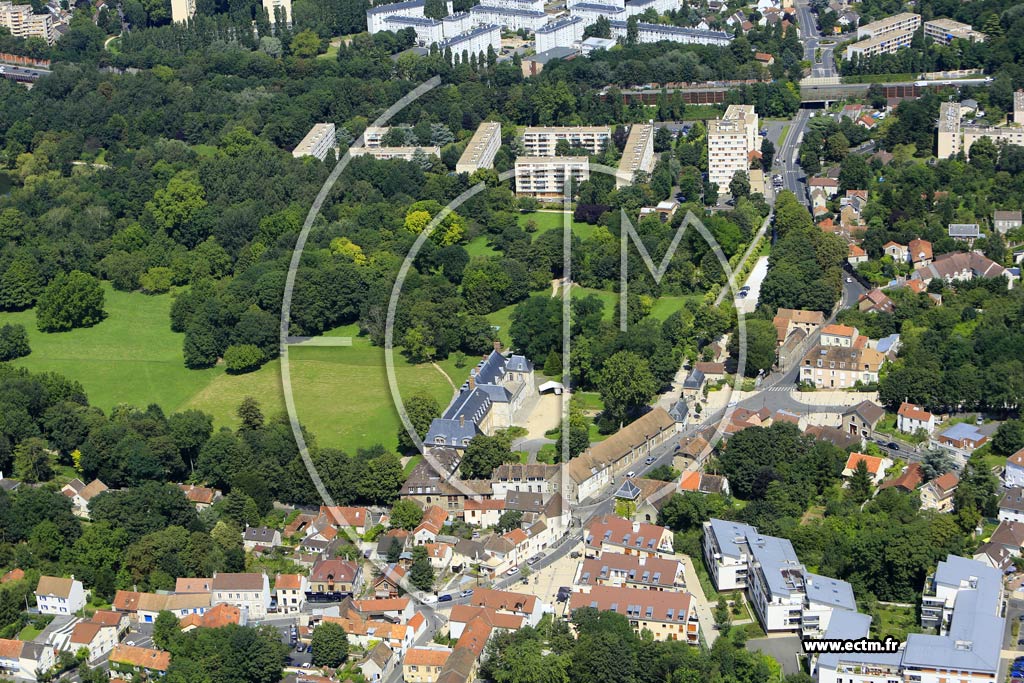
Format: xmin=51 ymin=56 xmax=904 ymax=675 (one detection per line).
xmin=0 ymin=64 xmax=50 ymax=83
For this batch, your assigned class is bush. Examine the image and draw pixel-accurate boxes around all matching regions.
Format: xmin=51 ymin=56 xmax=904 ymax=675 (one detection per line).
xmin=139 ymin=267 xmax=174 ymax=294
xmin=36 ymin=271 xmax=106 ymax=332
xmin=224 ymin=344 xmax=265 ymax=374
xmin=0 ymin=323 xmax=30 ymax=361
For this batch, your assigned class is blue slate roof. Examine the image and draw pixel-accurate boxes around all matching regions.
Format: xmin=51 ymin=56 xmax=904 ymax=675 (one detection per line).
xmin=384 ymin=15 xmax=439 ymax=26
xmin=682 ymin=368 xmax=705 ymax=389
xmin=615 ymin=479 xmax=641 ymax=500
xmin=669 ymin=400 xmax=689 ymax=422
xmin=875 ymin=333 xmax=900 ymax=353
xmin=424 ymin=417 xmax=481 ymax=447
xmin=804 ymin=572 xmax=856 ymax=611
xmin=537 ymin=16 xmax=582 ymax=33
xmin=367 ymin=0 xmax=424 ymax=15
xmin=941 ymin=422 xmax=985 ymax=442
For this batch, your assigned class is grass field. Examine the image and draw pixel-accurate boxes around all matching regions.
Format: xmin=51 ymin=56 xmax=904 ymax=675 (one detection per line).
xmin=520 ymin=211 xmax=600 ymax=239
xmin=466 ymin=235 xmax=500 ymax=258
xmin=0 ymin=287 xmax=467 ymax=452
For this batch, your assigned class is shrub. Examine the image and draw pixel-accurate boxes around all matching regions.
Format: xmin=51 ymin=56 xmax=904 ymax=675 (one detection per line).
xmin=224 ymin=344 xmax=265 ymax=374
xmin=0 ymin=323 xmax=30 ymax=361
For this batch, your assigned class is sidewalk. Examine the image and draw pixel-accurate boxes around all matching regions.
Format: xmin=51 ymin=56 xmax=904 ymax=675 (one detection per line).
xmin=680 ymin=555 xmax=718 ymax=647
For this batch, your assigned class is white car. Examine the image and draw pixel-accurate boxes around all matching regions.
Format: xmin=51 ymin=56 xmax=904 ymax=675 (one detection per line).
xmin=421 ymin=595 xmax=438 ymax=604
xmin=845 ymin=277 xmax=853 ymax=283
xmin=626 ymin=470 xmax=635 ymax=478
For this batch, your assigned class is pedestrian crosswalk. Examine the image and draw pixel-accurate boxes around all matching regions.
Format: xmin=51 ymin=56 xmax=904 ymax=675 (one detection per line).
xmin=756 ymin=385 xmax=793 ymax=392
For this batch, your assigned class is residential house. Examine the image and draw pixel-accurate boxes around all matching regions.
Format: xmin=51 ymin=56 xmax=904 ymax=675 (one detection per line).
xmin=808 ymin=176 xmax=840 ymax=197
xmin=373 ymin=564 xmax=406 ymax=598
xmin=974 ymin=542 xmax=1015 ymax=572
xmin=274 ymin=574 xmax=307 ymax=614
xmin=994 ymin=209 xmax=1022 ymax=235
xmin=989 ymin=521 xmax=1024 ymax=557
xmin=805 ymin=425 xmax=862 ymax=451
xmin=66 ymin=622 xmax=117 ymax=663
xmin=179 ymin=603 xmax=244 ymax=631
xmin=919 ymin=472 xmax=958 ymax=512
xmin=462 ymin=499 xmax=505 ymax=527
xmin=999 ymin=487 xmax=1024 ymax=523
xmin=413 ymin=505 xmax=449 ymax=545
xmin=178 ymin=483 xmax=222 ymax=510
xmin=0 ymin=640 xmax=56 ymax=681
xmin=897 ymin=402 xmax=935 ymax=434
xmin=948 ymin=223 xmax=981 ymax=242
xmin=469 ymin=588 xmax=546 ymax=627
xmin=210 ymin=572 xmax=271 ymax=620
xmin=242 ymin=526 xmax=282 ymax=551
xmin=694 ymin=361 xmax=726 ymax=381
xmin=681 ymin=367 xmax=706 ymax=399
xmin=909 ymin=238 xmax=932 ymax=266
xmin=359 ymin=642 xmax=397 ymax=683
xmin=841 ymin=453 xmax=892 ymax=486
xmin=847 ymin=244 xmax=868 ymax=265
xmin=911 ymin=251 xmax=1009 ymax=289
xmin=584 ymin=515 xmax=674 ymax=558
xmin=936 ymin=422 xmax=991 ymax=452
xmin=319 ymin=505 xmax=370 ymax=536
xmin=840 ymin=400 xmax=885 ymax=440
xmin=403 ymin=647 xmax=452 ymax=683
xmin=565 ymin=408 xmax=680 ymax=503
xmin=423 ymin=543 xmax=454 ymax=571
xmin=575 ymin=553 xmax=684 ymax=592
xmin=175 ymin=578 xmax=211 ymax=593
xmin=820 ymin=324 xmax=858 ymax=347
xmin=447 ymin=605 xmax=523 ymax=640
xmin=568 ymin=585 xmax=699 ymax=643
xmin=677 ymin=471 xmax=730 ymax=496
xmin=1005 ymin=448 xmax=1024 ymax=488
xmin=35 ymin=576 xmax=87 ymax=615
xmin=799 ymin=345 xmax=884 ymax=389
xmin=667 ymin=399 xmax=689 ymax=425
xmin=754 ymin=52 xmax=774 ymax=65
xmin=133 ymin=591 xmax=211 ymax=624
xmin=873 ymin=332 xmax=901 ymax=358
xmin=354 ymin=597 xmax=415 ymax=623
xmin=879 ymin=463 xmax=923 ymax=493
xmin=307 ymin=559 xmax=360 ymax=601
xmin=60 ymin=478 xmax=108 ymax=518
xmin=320 ymin=610 xmax=420 ymax=654
xmin=489 ymin=463 xmax=559 ymax=499
xmin=89 ymin=610 xmax=129 ymax=638
xmin=108 ymin=645 xmax=171 ymax=680
xmin=400 ymin=451 xmax=491 ymax=515
xmin=883 ymin=241 xmax=909 ymax=262
xmin=857 ymin=288 xmax=894 ymax=313
xmin=451 ymin=539 xmax=487 ymax=573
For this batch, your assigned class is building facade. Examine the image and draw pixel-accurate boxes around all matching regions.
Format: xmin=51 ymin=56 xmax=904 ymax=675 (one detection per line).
xmin=708 ymin=105 xmax=759 ymax=191
xmin=170 ymin=0 xmax=195 ymax=23
xmin=617 ymin=123 xmax=655 ymax=188
xmin=0 ymin=1 xmax=55 ymax=43
xmin=293 ymin=123 xmax=337 ymax=161
xmin=522 ymin=126 xmax=612 ymax=156
xmin=210 ymin=573 xmax=271 ymax=621
xmin=535 ymin=16 xmax=583 ymax=53
xmin=923 ymin=17 xmax=985 ymax=44
xmin=35 ymin=576 xmax=87 ymax=615
xmin=514 ymin=156 xmax=590 ymax=198
xmin=262 ymin=0 xmax=291 ymax=24
xmin=455 ymin=121 xmax=501 ymax=174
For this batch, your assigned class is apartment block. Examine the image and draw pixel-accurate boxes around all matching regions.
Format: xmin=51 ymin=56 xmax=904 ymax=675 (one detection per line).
xmin=855 ymin=11 xmax=920 ymax=40
xmin=522 ymin=126 xmax=612 ymax=156
xmin=350 ymin=146 xmax=441 ymax=161
xmin=923 ymin=17 xmax=985 ymax=44
xmin=0 ymin=1 xmax=55 ymax=43
xmin=535 ymin=16 xmax=584 ymax=53
xmin=442 ymin=11 xmax=472 ymax=35
xmin=384 ymin=15 xmax=445 ymax=45
xmin=702 ymin=519 xmax=856 ymax=637
xmin=707 ymin=104 xmax=758 ymax=191
xmin=439 ymin=23 xmax=501 ymax=60
xmin=567 ymin=0 xmax=624 ymax=8
xmin=1015 ymin=89 xmax=1024 ymax=123
xmin=799 ymin=345 xmax=884 ymax=389
xmin=844 ymin=30 xmax=915 ymax=60
xmin=170 ymin=0 xmax=195 ymax=23
xmin=616 ymin=123 xmax=655 ymax=188
xmin=467 ymin=4 xmax=547 ymax=32
xmin=456 ymin=121 xmax=502 ymax=174
xmin=363 ymin=126 xmax=388 ymax=148
xmin=262 ymin=0 xmax=291 ymax=24
xmin=937 ymin=101 xmax=961 ymax=159
xmin=963 ymin=124 xmax=1024 ymax=159
xmin=477 ymin=0 xmax=543 ymax=10
xmin=292 ymin=123 xmax=337 ymax=161
xmin=607 ymin=20 xmax=732 ymax=46
xmin=514 ymin=156 xmax=589 ymax=198
xmin=570 ymin=3 xmax=626 ymax=25
xmin=568 ymin=585 xmax=699 ymax=643
xmin=367 ymin=0 xmax=426 ymax=34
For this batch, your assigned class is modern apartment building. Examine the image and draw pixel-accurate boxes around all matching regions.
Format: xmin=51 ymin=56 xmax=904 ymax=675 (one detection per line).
xmin=708 ymin=104 xmax=759 ymax=191
xmin=467 ymin=3 xmax=547 ymax=32
xmin=385 ymin=15 xmax=445 ymax=44
xmin=366 ymin=0 xmax=426 ymax=34
xmin=923 ymin=17 xmax=985 ymax=44
xmin=456 ymin=121 xmax=502 ymax=174
xmin=0 ymin=1 xmax=55 ymax=43
xmin=844 ymin=29 xmax=915 ymax=60
xmin=963 ymin=124 xmax=1024 ymax=158
xmin=616 ymin=123 xmax=655 ymax=188
xmin=514 ymin=156 xmax=589 ymax=198
xmin=607 ymin=20 xmax=732 ymax=46
xmin=535 ymin=16 xmax=584 ymax=52
xmin=170 ymin=0 xmax=195 ymax=23
xmin=439 ymin=23 xmax=502 ymax=60
xmin=262 ymin=0 xmax=291 ymax=24
xmin=815 ymin=555 xmax=1003 ymax=683
xmin=937 ymin=101 xmax=961 ymax=158
xmin=350 ymin=145 xmax=441 ymax=161
xmin=292 ymin=123 xmax=337 ymax=161
xmin=477 ymin=0 xmax=543 ymax=10
xmin=855 ymin=11 xmax=920 ymax=39
xmin=702 ymin=519 xmax=856 ymax=637
xmin=570 ymin=3 xmax=626 ymax=24
xmin=522 ymin=126 xmax=612 ymax=156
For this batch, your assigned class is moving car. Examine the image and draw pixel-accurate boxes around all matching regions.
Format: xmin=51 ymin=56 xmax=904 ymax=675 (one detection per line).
xmin=645 ymin=456 xmax=655 ymax=465
xmin=626 ymin=470 xmax=636 ymax=478
xmin=438 ymin=594 xmax=453 ymax=602
xmin=460 ymin=589 xmax=474 ymax=598
xmin=887 ymin=442 xmax=900 ymax=450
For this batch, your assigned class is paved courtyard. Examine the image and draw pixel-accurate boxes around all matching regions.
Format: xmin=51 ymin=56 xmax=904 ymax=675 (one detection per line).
xmin=746 ymin=634 xmax=804 ymax=676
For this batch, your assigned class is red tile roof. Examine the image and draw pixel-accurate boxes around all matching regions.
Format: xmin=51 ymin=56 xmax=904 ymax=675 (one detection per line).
xmin=845 ymin=453 xmax=885 ymax=474
xmin=110 ymin=645 xmax=171 ymax=672
xmin=404 ymin=647 xmax=452 ymax=667
xmin=897 ymin=402 xmax=933 ymax=422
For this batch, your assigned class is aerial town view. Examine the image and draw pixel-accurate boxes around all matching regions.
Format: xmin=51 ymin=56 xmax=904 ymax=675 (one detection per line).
xmin=1 ymin=0 xmax=1024 ymax=680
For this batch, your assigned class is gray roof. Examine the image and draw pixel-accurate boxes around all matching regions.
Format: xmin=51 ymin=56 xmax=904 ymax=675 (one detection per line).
xmin=571 ymin=2 xmax=625 ymax=11
xmin=609 ymin=19 xmax=731 ymax=40
xmin=384 ymin=15 xmax=439 ymax=26
xmin=424 ymin=417 xmax=481 ymax=447
xmin=705 ymin=518 xmax=758 ymax=560
xmin=469 ymin=4 xmax=545 ymax=17
xmin=367 ymin=0 xmax=424 ymax=15
xmin=747 ymin=533 xmax=804 ymax=599
xmin=815 ymin=610 xmax=903 ymax=670
xmin=940 ymin=422 xmax=985 ymax=442
xmin=682 ymin=368 xmax=705 ymax=389
xmin=999 ymin=487 xmax=1024 ymax=513
xmin=805 ymin=572 xmax=856 ymax=610
xmin=948 ymin=223 xmax=980 ymax=237
xmin=526 ymin=46 xmax=579 ymax=64
xmin=537 ymin=16 xmax=582 ymax=33
xmin=505 ymin=490 xmax=545 ymax=513
xmin=505 ymin=355 xmax=532 ymax=373
xmin=669 ymin=400 xmax=689 ymax=422
xmin=615 ymin=479 xmax=641 ymax=500
xmin=876 ymin=333 xmax=900 ymax=354
xmin=438 ymin=23 xmax=501 ymax=49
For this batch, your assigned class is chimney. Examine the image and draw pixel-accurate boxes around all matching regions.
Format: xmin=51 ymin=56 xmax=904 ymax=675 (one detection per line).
xmin=460 ymin=415 xmax=465 ymax=428
xmin=468 ymin=375 xmax=475 ymax=390
xmin=632 ymin=521 xmax=640 ymax=533
xmin=493 ymin=340 xmax=502 ymax=352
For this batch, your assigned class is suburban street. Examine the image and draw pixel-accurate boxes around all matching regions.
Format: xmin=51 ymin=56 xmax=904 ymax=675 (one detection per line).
xmin=794 ymin=0 xmax=836 ymax=79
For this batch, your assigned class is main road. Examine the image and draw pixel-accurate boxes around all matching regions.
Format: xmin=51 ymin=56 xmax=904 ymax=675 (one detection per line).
xmin=794 ymin=0 xmax=836 ymax=79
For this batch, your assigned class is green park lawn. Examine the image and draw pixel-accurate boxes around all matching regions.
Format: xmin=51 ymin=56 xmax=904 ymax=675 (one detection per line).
xmin=520 ymin=211 xmax=599 ymax=239
xmin=0 ymin=287 xmax=467 ymax=453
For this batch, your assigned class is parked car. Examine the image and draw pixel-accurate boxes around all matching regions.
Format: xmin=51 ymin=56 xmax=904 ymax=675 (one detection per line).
xmin=506 ymin=566 xmax=519 ymax=576
xmin=421 ymin=595 xmax=438 ymax=604
xmin=569 ymin=551 xmax=582 ymax=559
xmin=644 ymin=456 xmax=655 ymax=465
xmin=460 ymin=589 xmax=474 ymax=598
xmin=887 ymin=442 xmax=900 ymax=450
xmin=295 ymin=644 xmax=305 ymax=653
xmin=626 ymin=470 xmax=636 ymax=478
xmin=739 ymin=284 xmax=750 ymax=292
xmin=845 ymin=277 xmax=853 ymax=283
xmin=438 ymin=594 xmax=453 ymax=602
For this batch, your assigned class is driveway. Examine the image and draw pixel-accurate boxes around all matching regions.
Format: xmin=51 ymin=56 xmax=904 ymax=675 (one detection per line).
xmin=746 ymin=635 xmax=805 ymax=676
xmin=735 ymin=256 xmax=769 ymax=314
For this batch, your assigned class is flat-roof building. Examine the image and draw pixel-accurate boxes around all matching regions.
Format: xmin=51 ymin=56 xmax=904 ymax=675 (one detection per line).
xmin=608 ymin=19 xmax=732 ymax=46
xmin=616 ymin=123 xmax=655 ymax=188
xmin=367 ymin=0 xmax=426 ymax=34
xmin=522 ymin=126 xmax=612 ymax=156
xmin=937 ymin=101 xmax=961 ymax=159
xmin=350 ymin=146 xmax=441 ymax=161
xmin=708 ymin=104 xmax=758 ymax=191
xmin=923 ymin=17 xmax=985 ymax=44
xmin=855 ymin=11 xmax=920 ymax=39
xmin=514 ymin=156 xmax=589 ymax=198
xmin=456 ymin=122 xmax=502 ymax=174
xmin=535 ymin=16 xmax=584 ymax=53
xmin=292 ymin=123 xmax=337 ymax=161
xmin=844 ymin=29 xmax=915 ymax=60
xmin=467 ymin=3 xmax=547 ymax=32
xmin=0 ymin=1 xmax=55 ymax=42
xmin=439 ymin=23 xmax=501 ymax=60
